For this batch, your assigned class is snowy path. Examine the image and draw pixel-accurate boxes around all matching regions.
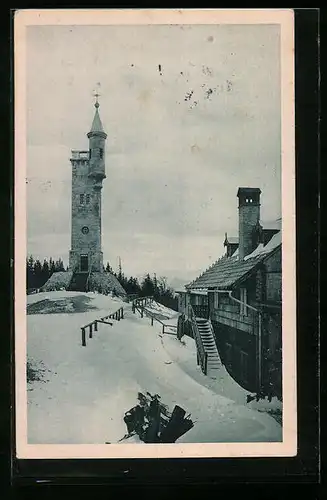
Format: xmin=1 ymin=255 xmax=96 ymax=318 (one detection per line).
xmin=27 ymin=292 xmax=282 ymax=444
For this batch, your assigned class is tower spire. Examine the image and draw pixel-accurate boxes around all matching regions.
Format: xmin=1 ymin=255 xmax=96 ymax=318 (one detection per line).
xmin=88 ymin=86 xmax=106 ymax=138
xmin=94 ymin=89 xmax=100 ymax=109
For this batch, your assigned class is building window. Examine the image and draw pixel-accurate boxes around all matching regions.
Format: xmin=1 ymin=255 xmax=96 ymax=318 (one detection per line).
xmin=240 ymin=287 xmax=248 ymax=316
xmin=99 ymin=148 xmax=104 ymax=159
xmin=86 ymin=194 xmax=90 ymax=204
xmin=80 ymin=194 xmax=84 ymax=205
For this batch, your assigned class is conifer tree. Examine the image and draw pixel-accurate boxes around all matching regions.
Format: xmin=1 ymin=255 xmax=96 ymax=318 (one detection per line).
xmin=41 ymin=259 xmax=50 ymax=286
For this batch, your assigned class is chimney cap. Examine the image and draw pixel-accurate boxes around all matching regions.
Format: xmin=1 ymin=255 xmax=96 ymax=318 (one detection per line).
xmin=237 ymin=187 xmax=261 ymax=197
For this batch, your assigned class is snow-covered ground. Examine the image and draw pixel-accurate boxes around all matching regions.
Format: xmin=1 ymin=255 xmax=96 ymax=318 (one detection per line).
xmin=27 ymin=291 xmax=282 ymax=444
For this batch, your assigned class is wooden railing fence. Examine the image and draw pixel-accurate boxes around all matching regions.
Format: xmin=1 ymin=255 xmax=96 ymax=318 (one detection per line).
xmin=132 ymin=296 xmax=178 ymax=335
xmin=81 ymin=306 xmax=124 ymax=346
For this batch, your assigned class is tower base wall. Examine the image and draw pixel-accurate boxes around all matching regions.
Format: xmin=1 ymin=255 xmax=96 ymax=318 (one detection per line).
xmin=69 ymin=250 xmax=104 ymax=273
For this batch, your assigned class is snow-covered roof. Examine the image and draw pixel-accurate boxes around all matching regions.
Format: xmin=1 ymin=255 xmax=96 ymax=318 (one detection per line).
xmin=225 ymin=236 xmax=239 ymax=245
xmin=260 ymin=218 xmax=282 ymax=231
xmin=189 ymin=289 xmax=208 ymax=295
xmin=189 ymin=231 xmax=281 ymax=290
xmin=244 ymin=230 xmax=281 ymax=260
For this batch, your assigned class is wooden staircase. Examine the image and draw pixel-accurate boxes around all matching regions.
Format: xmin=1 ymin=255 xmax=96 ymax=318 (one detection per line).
xmin=67 ymin=272 xmax=89 ymax=292
xmin=195 ymin=318 xmax=222 ymax=379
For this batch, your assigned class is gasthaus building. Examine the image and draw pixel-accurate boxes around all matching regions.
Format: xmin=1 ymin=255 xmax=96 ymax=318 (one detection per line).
xmin=177 ymin=188 xmax=282 ymax=400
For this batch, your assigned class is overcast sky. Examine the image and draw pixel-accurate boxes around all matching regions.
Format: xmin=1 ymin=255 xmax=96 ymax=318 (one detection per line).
xmin=26 ymin=23 xmax=281 ymax=286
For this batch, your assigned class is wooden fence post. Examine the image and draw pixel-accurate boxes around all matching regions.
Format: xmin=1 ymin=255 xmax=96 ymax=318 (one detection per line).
xmin=121 ymin=308 xmax=124 ymax=319
xmin=89 ymin=324 xmax=93 ymax=338
xmin=141 ymin=308 xmax=143 ymax=318
xmin=82 ymin=328 xmax=86 ymax=346
xmin=151 ymin=316 xmax=154 ymax=326
xmin=94 ymin=320 xmax=98 ymax=332
xmin=132 ymin=303 xmax=135 ymax=313
xmin=162 ymin=324 xmax=165 ymax=334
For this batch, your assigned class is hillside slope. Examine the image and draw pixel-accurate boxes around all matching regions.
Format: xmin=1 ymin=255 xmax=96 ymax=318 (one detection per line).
xmin=27 ymin=291 xmax=282 ymax=444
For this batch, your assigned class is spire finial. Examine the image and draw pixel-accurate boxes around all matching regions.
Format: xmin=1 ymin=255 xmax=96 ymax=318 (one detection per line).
xmin=93 ymin=83 xmax=101 ymax=108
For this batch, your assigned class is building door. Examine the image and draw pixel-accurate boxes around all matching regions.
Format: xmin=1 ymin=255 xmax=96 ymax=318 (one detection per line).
xmin=80 ymin=254 xmax=89 ymax=272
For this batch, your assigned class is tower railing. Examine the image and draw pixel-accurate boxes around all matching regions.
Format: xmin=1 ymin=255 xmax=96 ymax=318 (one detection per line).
xmin=71 ymin=150 xmax=90 ymax=160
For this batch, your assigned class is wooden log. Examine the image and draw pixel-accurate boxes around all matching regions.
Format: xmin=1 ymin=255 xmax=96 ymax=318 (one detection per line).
xmin=97 ymin=319 xmax=113 ymax=326
xmin=81 ymin=328 xmax=86 ymax=346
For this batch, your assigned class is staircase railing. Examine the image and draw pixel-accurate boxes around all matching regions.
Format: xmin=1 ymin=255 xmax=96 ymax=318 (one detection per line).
xmin=188 ymin=305 xmax=208 ymax=375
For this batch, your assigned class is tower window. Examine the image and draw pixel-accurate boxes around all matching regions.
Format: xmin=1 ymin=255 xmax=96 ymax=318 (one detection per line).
xmin=99 ymin=148 xmax=104 ymax=159
xmin=80 ymin=194 xmax=84 ymax=205
xmin=86 ymin=194 xmax=90 ymax=204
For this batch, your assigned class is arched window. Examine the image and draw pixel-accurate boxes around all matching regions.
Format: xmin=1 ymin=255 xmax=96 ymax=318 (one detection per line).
xmin=99 ymin=148 xmax=104 ymax=159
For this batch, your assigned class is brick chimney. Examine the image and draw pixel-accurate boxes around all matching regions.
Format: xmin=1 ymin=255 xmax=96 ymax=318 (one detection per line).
xmin=237 ymin=187 xmax=261 ymax=260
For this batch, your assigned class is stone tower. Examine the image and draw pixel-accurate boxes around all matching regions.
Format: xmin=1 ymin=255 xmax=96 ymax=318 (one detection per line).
xmin=69 ymin=96 xmax=107 ymax=274
xmin=41 ymin=95 xmax=126 ymax=296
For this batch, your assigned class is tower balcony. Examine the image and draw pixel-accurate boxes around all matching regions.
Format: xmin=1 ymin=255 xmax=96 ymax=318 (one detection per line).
xmin=71 ymin=150 xmax=90 ymax=161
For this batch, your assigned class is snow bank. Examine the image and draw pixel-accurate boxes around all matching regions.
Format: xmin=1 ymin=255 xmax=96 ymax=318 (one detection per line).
xmin=161 ymin=335 xmax=282 ymax=427
xmin=27 ymin=290 xmax=125 ymax=314
xmin=144 ymin=300 xmax=179 ymax=320
xmin=41 ymin=271 xmax=73 ymax=291
xmin=88 ymin=272 xmax=126 ymax=297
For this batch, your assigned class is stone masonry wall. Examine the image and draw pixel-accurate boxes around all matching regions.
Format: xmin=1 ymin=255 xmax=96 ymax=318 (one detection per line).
xmin=69 ymin=158 xmax=103 ymax=272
